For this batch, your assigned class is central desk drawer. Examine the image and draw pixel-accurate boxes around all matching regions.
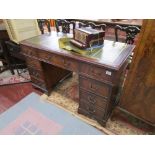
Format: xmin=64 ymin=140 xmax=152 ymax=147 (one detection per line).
xmin=80 ymin=63 xmax=114 ymax=83
xmin=79 ymin=89 xmax=108 ymax=109
xmin=38 ymin=51 xmax=53 ymax=61
xmin=52 ymin=55 xmax=79 ymax=72
xmin=79 ymin=76 xmax=110 ymax=98
xmin=38 ymin=52 xmax=79 ymax=72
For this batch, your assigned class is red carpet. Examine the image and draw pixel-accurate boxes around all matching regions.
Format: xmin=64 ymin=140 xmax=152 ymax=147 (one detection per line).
xmin=0 ymin=71 xmax=30 ymax=86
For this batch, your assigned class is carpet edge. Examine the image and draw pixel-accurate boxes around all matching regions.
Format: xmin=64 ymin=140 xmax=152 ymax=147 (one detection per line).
xmin=40 ymin=94 xmax=115 ymax=135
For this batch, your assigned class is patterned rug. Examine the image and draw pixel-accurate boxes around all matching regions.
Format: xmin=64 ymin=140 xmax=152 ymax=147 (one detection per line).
xmin=41 ymin=73 xmax=154 ymax=135
xmin=0 ymin=93 xmax=104 ymax=135
xmin=0 ymin=69 xmax=30 ymax=86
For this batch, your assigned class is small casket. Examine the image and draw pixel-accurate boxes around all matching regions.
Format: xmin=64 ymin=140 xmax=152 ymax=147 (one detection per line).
xmin=70 ymin=27 xmax=105 ymax=49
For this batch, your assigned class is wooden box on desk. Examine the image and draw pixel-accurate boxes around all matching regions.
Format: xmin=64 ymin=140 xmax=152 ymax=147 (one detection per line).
xmin=70 ymin=27 xmax=105 ymax=49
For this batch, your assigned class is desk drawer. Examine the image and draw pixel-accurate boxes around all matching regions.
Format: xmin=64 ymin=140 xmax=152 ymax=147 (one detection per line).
xmin=28 ymin=67 xmax=44 ymax=80
xmin=31 ymin=77 xmax=46 ymax=90
xmin=26 ymin=57 xmax=42 ymax=70
xmin=79 ymin=101 xmax=106 ymax=119
xmin=79 ymin=76 xmax=110 ymax=98
xmin=21 ymin=46 xmax=38 ymax=57
xmin=38 ymin=51 xmax=53 ymax=62
xmin=80 ymin=63 xmax=114 ymax=83
xmin=79 ymin=89 xmax=107 ymax=109
xmin=52 ymin=55 xmax=79 ymax=72
xmin=38 ymin=52 xmax=79 ymax=72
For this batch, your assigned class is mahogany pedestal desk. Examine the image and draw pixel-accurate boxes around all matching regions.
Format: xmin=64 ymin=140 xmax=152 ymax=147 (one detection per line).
xmin=20 ymin=32 xmax=134 ymax=126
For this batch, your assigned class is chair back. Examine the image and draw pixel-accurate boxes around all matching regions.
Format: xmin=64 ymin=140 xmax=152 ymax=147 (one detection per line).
xmin=55 ymin=19 xmax=76 ymax=34
xmin=115 ymin=25 xmax=141 ymax=44
xmin=37 ymin=19 xmax=51 ymax=34
xmin=78 ymin=21 xmax=106 ymax=31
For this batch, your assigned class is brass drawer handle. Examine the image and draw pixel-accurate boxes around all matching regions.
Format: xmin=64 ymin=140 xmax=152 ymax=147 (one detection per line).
xmin=88 ymin=95 xmax=96 ymax=104
xmin=90 ymin=68 xmax=102 ymax=76
xmin=90 ymin=83 xmax=98 ymax=91
xmin=45 ymin=55 xmax=52 ymax=60
xmin=63 ymin=59 xmax=71 ymax=67
xmin=86 ymin=105 xmax=95 ymax=113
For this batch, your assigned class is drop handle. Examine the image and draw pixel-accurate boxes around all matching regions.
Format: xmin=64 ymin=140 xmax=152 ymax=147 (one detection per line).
xmin=45 ymin=55 xmax=52 ymax=60
xmin=90 ymin=83 xmax=98 ymax=91
xmin=63 ymin=59 xmax=71 ymax=67
xmin=90 ymin=68 xmax=101 ymax=76
xmin=88 ymin=95 xmax=96 ymax=104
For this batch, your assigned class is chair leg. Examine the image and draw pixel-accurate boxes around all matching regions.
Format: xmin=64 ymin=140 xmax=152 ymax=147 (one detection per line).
xmin=16 ymin=68 xmax=20 ymax=76
xmin=9 ymin=63 xmax=15 ymax=75
xmin=10 ymin=68 xmax=15 ymax=75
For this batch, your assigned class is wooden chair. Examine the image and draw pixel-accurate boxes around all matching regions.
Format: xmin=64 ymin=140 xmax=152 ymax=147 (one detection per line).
xmin=0 ymin=39 xmax=14 ymax=74
xmin=5 ymin=40 xmax=27 ymax=76
xmin=78 ymin=21 xmax=106 ymax=31
xmin=0 ymin=30 xmax=14 ymax=74
xmin=115 ymin=25 xmax=141 ymax=44
xmin=78 ymin=21 xmax=88 ymax=28
xmin=37 ymin=19 xmax=51 ymax=34
xmin=115 ymin=25 xmax=141 ymax=69
xmin=55 ymin=19 xmax=76 ymax=33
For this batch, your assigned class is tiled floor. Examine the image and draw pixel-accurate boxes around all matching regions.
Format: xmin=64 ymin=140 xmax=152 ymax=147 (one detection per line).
xmin=0 ymin=82 xmax=42 ymax=114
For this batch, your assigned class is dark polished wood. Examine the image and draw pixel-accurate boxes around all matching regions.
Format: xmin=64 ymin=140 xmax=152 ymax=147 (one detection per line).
xmin=71 ymin=27 xmax=105 ymax=49
xmin=73 ymin=19 xmax=143 ymax=28
xmin=69 ymin=19 xmax=142 ymax=42
xmin=0 ymin=83 xmax=42 ymax=114
xmin=20 ymin=32 xmax=135 ymax=126
xmin=115 ymin=25 xmax=141 ymax=44
xmin=78 ymin=21 xmax=106 ymax=31
xmin=5 ymin=41 xmax=27 ymax=76
xmin=117 ymin=19 xmax=155 ymax=126
xmin=0 ymin=21 xmax=26 ymax=75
